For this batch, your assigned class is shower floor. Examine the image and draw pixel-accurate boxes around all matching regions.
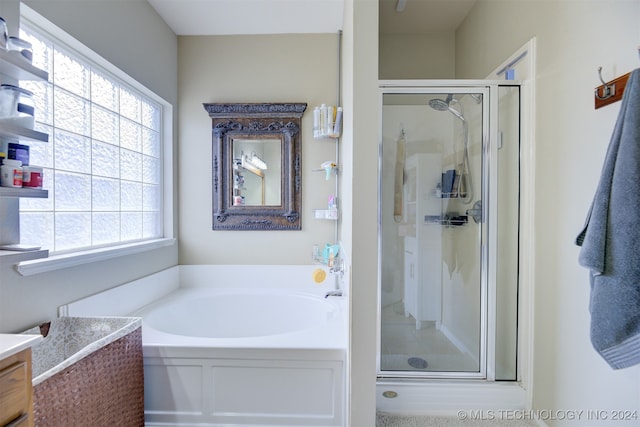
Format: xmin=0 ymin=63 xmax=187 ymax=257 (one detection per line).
xmin=380 ymin=302 xmax=477 ymax=373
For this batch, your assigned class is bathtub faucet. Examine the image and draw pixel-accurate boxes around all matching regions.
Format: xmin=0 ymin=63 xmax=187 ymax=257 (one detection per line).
xmin=329 ymin=257 xmax=345 ymax=277
xmin=325 ymin=289 xmax=343 ymax=298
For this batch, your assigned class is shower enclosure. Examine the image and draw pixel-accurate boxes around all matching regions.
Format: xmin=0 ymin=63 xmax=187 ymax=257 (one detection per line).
xmin=378 ymin=82 xmax=521 ymax=381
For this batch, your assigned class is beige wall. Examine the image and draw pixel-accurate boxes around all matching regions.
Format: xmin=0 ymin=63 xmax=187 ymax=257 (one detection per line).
xmin=379 ymin=32 xmax=455 ymax=79
xmin=177 ymin=34 xmax=340 ymax=265
xmin=456 ymin=1 xmax=640 ymax=424
xmin=0 ymin=0 xmax=178 ymax=333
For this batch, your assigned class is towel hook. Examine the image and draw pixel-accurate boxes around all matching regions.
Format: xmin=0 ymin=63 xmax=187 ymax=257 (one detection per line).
xmin=595 ymin=66 xmax=616 ymax=100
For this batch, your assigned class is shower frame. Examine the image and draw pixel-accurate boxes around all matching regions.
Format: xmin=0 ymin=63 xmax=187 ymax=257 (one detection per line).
xmin=377 ymin=80 xmax=520 ymax=382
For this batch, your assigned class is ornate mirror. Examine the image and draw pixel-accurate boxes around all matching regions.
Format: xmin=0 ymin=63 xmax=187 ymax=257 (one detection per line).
xmin=203 ymin=103 xmax=307 ymax=230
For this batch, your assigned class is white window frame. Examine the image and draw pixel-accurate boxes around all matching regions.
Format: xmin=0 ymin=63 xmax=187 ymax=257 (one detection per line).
xmin=16 ymin=4 xmax=175 ymax=276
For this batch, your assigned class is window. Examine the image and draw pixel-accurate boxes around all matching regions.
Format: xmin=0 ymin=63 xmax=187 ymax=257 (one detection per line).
xmin=17 ymin=20 xmax=168 ymax=255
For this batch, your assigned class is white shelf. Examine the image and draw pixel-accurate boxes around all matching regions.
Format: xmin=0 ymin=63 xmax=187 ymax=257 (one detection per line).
xmin=0 ymin=187 xmax=47 ymax=198
xmin=0 ymin=49 xmax=48 ymax=81
xmin=0 ymin=121 xmax=49 ymax=142
xmin=314 ymin=209 xmax=339 ymax=220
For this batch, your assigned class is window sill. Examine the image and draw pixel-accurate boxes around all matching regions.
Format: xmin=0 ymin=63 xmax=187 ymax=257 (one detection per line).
xmin=14 ymin=238 xmax=176 ymax=276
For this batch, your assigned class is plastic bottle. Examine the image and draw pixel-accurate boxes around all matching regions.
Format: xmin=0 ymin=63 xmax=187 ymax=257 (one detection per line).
xmin=1 ymin=158 xmax=23 ymax=187
xmin=332 ymin=107 xmax=343 ymax=137
xmin=313 ymin=106 xmax=320 ymax=138
xmin=319 ymin=104 xmax=327 ymax=138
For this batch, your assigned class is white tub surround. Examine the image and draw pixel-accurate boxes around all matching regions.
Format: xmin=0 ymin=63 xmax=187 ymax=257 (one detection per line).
xmin=63 ymin=265 xmax=348 ymax=427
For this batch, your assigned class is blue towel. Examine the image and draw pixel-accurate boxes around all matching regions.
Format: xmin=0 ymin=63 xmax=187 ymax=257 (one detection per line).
xmin=576 ymin=68 xmax=640 ymax=369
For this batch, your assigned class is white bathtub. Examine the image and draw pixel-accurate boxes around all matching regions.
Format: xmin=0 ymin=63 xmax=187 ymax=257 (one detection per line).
xmin=62 ymin=265 xmax=348 ymax=427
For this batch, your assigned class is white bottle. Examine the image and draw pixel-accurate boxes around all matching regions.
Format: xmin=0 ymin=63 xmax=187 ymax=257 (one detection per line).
xmin=326 ymin=105 xmax=334 ymax=137
xmin=1 ymin=158 xmax=23 ymax=187
xmin=313 ymin=106 xmax=320 ymax=138
xmin=319 ymin=104 xmax=327 ymax=138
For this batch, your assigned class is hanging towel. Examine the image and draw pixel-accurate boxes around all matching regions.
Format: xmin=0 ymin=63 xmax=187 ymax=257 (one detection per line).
xmin=576 ymin=68 xmax=640 ymax=369
xmin=393 ymin=129 xmax=406 ymax=223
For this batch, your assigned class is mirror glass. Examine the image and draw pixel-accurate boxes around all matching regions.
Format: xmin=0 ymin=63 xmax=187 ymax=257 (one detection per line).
xmin=232 ymin=138 xmax=281 ymax=206
xmin=203 ymin=102 xmax=307 ymax=230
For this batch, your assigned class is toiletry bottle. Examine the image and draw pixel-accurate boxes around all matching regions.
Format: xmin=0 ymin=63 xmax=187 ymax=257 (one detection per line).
xmin=332 ymin=107 xmax=343 ymax=137
xmin=313 ymin=106 xmax=320 ymax=138
xmin=319 ymin=104 xmax=327 ymax=137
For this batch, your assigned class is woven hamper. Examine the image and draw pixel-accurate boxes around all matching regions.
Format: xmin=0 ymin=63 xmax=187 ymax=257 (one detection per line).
xmin=33 ymin=327 xmax=144 ymax=427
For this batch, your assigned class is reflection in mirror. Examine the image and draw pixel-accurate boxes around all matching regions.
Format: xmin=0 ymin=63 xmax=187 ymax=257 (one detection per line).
xmin=232 ymin=138 xmax=281 ymax=206
xmin=203 ymin=102 xmax=307 ymax=230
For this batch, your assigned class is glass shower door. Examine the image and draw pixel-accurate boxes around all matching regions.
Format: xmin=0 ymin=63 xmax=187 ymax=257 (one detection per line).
xmin=379 ymin=88 xmax=487 ymax=377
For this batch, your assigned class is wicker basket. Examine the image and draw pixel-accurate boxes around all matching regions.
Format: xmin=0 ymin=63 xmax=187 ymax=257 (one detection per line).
xmin=33 ymin=327 xmax=144 ymax=427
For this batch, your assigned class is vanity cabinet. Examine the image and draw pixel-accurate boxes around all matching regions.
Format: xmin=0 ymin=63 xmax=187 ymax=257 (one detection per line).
xmin=401 ymin=153 xmax=443 ymax=329
xmin=0 ymin=333 xmax=40 ymax=427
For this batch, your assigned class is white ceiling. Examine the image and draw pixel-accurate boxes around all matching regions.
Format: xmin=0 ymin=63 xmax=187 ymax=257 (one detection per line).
xmin=147 ymin=0 xmax=476 ymax=36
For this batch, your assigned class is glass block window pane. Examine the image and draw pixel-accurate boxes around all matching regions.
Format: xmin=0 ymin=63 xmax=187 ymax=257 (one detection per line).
xmin=92 ymin=213 xmax=120 ymax=245
xmin=92 ymin=105 xmax=119 ymax=145
xmin=121 ymin=118 xmax=141 ymax=151
xmin=55 ymin=212 xmax=91 ymax=251
xmin=54 ymin=49 xmax=90 ymax=98
xmin=92 ymin=140 xmax=120 ymax=178
xmin=92 ymin=177 xmax=120 ymax=211
xmin=91 ymin=71 xmax=118 ymax=111
xmin=54 ymin=171 xmax=91 ymax=211
xmin=120 ymin=88 xmax=140 ymax=122
xmin=142 ymin=101 xmax=160 ymax=130
xmin=54 ymin=88 xmax=90 ymax=135
xmin=19 ymin=22 xmax=165 ymax=254
xmin=54 ymin=129 xmax=91 ymax=174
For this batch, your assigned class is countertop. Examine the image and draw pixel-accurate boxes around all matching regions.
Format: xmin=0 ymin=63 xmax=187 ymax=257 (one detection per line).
xmin=0 ymin=333 xmax=42 ymax=360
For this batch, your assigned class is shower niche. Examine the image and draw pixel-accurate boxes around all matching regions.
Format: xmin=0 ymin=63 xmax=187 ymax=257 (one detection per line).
xmin=379 ymin=83 xmax=521 ymax=380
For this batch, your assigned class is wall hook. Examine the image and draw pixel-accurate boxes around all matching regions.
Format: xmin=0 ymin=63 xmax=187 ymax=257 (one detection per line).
xmin=595 ymin=66 xmax=616 ymax=100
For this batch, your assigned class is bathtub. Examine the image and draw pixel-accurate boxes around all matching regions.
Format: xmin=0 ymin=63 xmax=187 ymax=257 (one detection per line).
xmin=62 ymin=265 xmax=348 ymax=427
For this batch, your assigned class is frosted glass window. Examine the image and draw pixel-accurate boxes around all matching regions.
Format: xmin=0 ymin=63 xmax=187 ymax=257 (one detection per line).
xmin=92 ymin=141 xmax=120 ymax=178
xmin=54 ymin=49 xmax=90 ymax=98
xmin=55 ymin=212 xmax=91 ymax=251
xmin=91 ymin=71 xmax=118 ymax=111
xmin=142 ymin=101 xmax=160 ymax=130
xmin=121 ymin=149 xmax=142 ymax=182
xmin=55 ymin=171 xmax=91 ymax=211
xmin=121 ymin=181 xmax=143 ymax=211
xmin=121 ymin=212 xmax=143 ymax=240
xmin=18 ymin=22 xmax=166 ymax=254
xmin=92 ymin=213 xmax=120 ymax=245
xmin=121 ymin=118 xmax=142 ymax=151
xmin=54 ymin=130 xmax=91 ymax=174
xmin=92 ymin=177 xmax=121 ymax=211
xmin=92 ymin=105 xmax=119 ymax=145
xmin=120 ymin=88 xmax=140 ymax=122
xmin=54 ymin=88 xmax=90 ymax=136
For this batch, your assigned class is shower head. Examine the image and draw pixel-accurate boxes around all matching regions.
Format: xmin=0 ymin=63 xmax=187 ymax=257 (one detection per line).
xmin=428 ymin=93 xmax=454 ymax=111
xmin=428 ymin=98 xmax=450 ymax=111
xmin=429 ymin=95 xmax=465 ymax=121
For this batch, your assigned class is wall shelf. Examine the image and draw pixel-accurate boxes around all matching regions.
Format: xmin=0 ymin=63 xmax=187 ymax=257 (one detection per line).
xmin=0 ymin=187 xmax=47 ymax=198
xmin=0 ymin=49 xmax=48 ymax=81
xmin=0 ymin=121 xmax=49 ymax=143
